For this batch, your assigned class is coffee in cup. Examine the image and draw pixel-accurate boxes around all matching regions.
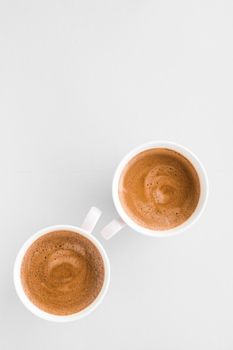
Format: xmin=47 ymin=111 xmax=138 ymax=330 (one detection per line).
xmin=118 ymin=148 xmax=200 ymax=230
xmin=101 ymin=142 xmax=208 ymax=239
xmin=21 ymin=230 xmax=105 ymax=315
xmin=14 ymin=207 xmax=110 ymax=321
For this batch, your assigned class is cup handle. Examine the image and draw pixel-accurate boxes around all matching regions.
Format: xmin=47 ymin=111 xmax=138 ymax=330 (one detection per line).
xmin=81 ymin=207 xmax=102 ymax=234
xmin=101 ymin=218 xmax=126 ymax=240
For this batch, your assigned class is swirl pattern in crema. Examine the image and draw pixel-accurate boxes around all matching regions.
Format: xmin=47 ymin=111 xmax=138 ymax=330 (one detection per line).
xmin=119 ymin=148 xmax=200 ymax=230
xmin=21 ymin=231 xmax=104 ymax=315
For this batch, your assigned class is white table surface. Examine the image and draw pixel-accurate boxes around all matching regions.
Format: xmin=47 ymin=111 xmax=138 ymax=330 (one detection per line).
xmin=0 ymin=0 xmax=233 ymax=349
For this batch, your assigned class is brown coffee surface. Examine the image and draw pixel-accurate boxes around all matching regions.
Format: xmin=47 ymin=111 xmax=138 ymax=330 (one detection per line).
xmin=21 ymin=230 xmax=104 ymax=315
xmin=119 ymin=148 xmax=200 ymax=230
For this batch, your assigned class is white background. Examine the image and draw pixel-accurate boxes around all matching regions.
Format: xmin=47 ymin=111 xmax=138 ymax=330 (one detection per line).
xmin=0 ymin=0 xmax=233 ymax=349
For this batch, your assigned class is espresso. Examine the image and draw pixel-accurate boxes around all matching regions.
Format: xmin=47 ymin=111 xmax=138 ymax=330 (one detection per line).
xmin=21 ymin=230 xmax=104 ymax=315
xmin=119 ymin=148 xmax=200 ymax=230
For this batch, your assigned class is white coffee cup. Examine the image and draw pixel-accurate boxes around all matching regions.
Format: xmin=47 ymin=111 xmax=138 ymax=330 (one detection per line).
xmin=14 ymin=207 xmax=110 ymax=322
xmin=101 ymin=141 xmax=209 ymax=239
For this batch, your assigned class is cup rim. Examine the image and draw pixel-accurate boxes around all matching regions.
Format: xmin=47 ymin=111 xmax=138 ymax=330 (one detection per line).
xmin=14 ymin=225 xmax=110 ymax=322
xmin=112 ymin=140 xmax=209 ymax=237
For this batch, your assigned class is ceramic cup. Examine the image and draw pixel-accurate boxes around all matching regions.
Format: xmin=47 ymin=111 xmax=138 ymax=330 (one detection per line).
xmin=14 ymin=207 xmax=110 ymax=322
xmin=101 ymin=141 xmax=209 ymax=239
